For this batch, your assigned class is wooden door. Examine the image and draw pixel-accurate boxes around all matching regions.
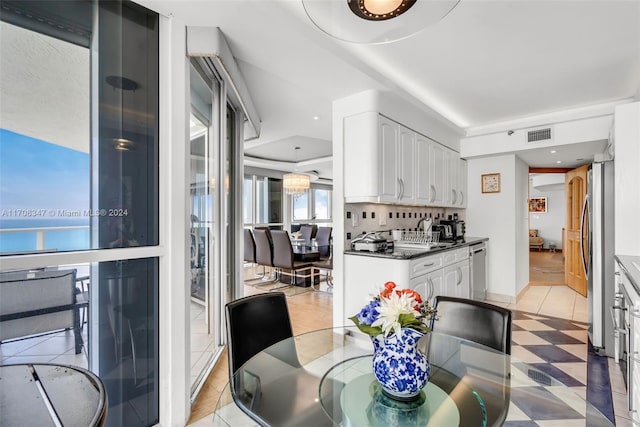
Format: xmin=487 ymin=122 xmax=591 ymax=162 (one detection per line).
xmin=565 ymin=165 xmax=588 ymax=296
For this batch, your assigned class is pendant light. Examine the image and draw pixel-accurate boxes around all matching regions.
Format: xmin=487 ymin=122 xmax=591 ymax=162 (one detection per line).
xmin=301 ymin=0 xmax=460 ymax=44
xmin=106 ymin=75 xmax=138 ymax=151
xmin=283 ymin=147 xmax=310 ymax=196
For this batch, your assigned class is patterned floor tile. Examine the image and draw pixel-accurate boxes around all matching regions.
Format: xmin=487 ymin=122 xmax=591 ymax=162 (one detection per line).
xmin=512 ymin=331 xmax=552 ymax=346
xmin=512 ymin=345 xmax=546 ymax=364
xmin=536 ymin=318 xmax=585 ymax=331
xmin=510 ymin=386 xmax=583 ymax=420
xmin=513 ymin=320 xmax=556 ymax=331
xmin=523 ymin=345 xmax=584 ymax=364
xmin=552 ymin=362 xmax=587 ymax=385
xmin=527 ymin=363 xmax=584 ymax=387
xmin=556 ymin=344 xmax=588 ymax=361
xmin=558 ymin=329 xmax=588 ymax=343
xmin=503 ymin=421 xmax=539 ymax=427
xmin=530 ymin=330 xmax=584 ymax=345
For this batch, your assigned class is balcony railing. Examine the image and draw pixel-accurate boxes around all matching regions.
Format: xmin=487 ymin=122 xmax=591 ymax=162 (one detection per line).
xmin=0 ymin=225 xmax=90 ymax=253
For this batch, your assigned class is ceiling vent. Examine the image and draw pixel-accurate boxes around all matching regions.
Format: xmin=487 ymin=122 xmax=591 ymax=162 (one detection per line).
xmin=527 ymin=127 xmax=552 ymax=143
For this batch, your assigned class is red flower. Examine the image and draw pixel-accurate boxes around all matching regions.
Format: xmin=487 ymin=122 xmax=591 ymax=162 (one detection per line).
xmin=380 ymin=281 xmax=396 ymax=298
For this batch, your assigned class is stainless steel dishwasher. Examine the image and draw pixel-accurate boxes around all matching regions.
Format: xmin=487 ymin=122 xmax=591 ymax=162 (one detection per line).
xmin=469 ymin=241 xmax=487 ymax=300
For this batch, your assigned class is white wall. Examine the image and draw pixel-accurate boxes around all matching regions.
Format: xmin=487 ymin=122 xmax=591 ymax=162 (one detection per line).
xmin=528 ymin=176 xmax=566 ymax=250
xmin=466 ymin=154 xmax=529 ymax=301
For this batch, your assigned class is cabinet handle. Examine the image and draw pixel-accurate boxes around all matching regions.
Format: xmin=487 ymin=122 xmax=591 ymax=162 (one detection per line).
xmin=423 ymin=262 xmax=435 ymax=267
xmin=451 ymin=189 xmax=457 ymax=204
xmin=400 ymin=179 xmax=405 ymax=200
xmin=456 ymin=267 xmax=462 ymax=285
xmin=427 ymin=278 xmax=434 ymax=299
xmin=396 ymin=178 xmax=401 ymax=200
xmin=459 ymin=191 xmax=464 ymax=206
xmin=430 ymin=185 xmax=436 ymax=202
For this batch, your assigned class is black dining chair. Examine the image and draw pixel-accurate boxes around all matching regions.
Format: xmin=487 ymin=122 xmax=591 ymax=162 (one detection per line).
xmin=244 ymin=228 xmax=256 ymax=265
xmin=431 ymin=296 xmax=512 ymax=354
xmin=225 ymin=293 xmax=339 ymax=426
xmin=253 ymin=227 xmax=274 ymax=280
xmin=299 ymin=224 xmax=317 ymax=242
xmin=315 ymin=226 xmax=332 ymax=259
xmin=430 ymin=296 xmax=512 ymax=427
xmin=271 ymin=230 xmax=312 ymax=287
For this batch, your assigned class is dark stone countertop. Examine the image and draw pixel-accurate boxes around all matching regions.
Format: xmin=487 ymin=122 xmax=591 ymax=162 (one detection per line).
xmin=345 ymin=237 xmax=488 ymax=260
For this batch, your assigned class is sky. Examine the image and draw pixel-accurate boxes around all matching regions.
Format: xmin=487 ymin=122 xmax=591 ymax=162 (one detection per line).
xmin=0 ymin=128 xmax=89 ymax=216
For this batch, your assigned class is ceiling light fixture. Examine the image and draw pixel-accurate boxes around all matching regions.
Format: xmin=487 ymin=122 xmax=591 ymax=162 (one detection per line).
xmin=556 ymin=160 xmax=562 ymax=164
xmin=282 ymin=147 xmax=310 ymax=197
xmin=550 ymin=150 xmax=557 ymax=154
xmin=302 ymin=0 xmax=460 ymax=44
xmin=106 ymin=75 xmax=138 ymax=151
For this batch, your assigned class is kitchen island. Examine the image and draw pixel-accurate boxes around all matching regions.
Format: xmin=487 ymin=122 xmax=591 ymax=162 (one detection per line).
xmin=344 ymin=237 xmax=488 ymax=323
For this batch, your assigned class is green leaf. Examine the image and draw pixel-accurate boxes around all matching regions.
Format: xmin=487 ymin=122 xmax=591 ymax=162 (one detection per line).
xmin=349 ymin=315 xmax=383 ymax=337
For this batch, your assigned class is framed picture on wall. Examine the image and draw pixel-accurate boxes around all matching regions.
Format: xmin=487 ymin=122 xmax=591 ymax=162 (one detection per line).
xmin=529 ymin=197 xmax=547 ymax=213
xmin=481 ymin=173 xmax=501 ymax=193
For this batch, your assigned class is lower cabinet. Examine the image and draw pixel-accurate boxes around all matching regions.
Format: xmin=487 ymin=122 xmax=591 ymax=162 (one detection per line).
xmin=410 ymin=269 xmax=443 ymax=304
xmin=443 ymin=259 xmax=470 ymax=299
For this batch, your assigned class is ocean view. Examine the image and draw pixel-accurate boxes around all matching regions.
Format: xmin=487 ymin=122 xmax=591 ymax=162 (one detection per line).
xmin=0 ymin=218 xmax=90 ymax=252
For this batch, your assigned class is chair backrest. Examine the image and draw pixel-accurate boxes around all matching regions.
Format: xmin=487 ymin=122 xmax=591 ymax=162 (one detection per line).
xmin=315 ymin=227 xmax=332 ymax=258
xmin=253 ymin=228 xmax=273 ymax=267
xmin=243 ymin=229 xmax=256 ymax=263
xmin=299 ymin=224 xmax=316 ymax=241
xmin=271 ymin=230 xmax=294 ymax=269
xmin=225 ymin=292 xmax=295 ymax=376
xmin=432 ymin=296 xmax=512 ymax=354
xmin=0 ymin=269 xmax=77 ymax=341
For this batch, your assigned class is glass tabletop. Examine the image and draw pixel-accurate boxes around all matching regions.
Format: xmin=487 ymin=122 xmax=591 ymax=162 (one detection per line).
xmin=213 ymin=326 xmax=614 ymax=427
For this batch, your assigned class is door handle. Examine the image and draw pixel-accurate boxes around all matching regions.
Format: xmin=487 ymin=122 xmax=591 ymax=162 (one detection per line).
xmin=430 ymin=185 xmax=436 ymax=202
xmin=579 ymin=194 xmax=590 ymax=279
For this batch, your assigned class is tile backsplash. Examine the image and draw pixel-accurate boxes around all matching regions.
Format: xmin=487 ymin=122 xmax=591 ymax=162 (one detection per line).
xmin=344 ymin=203 xmax=465 ymax=247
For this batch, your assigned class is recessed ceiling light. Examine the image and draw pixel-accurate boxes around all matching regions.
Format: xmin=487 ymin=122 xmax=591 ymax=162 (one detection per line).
xmin=550 ymin=150 xmax=557 ymax=154
xmin=556 ymin=160 xmax=562 ymax=164
xmin=313 ymin=116 xmax=320 ymax=120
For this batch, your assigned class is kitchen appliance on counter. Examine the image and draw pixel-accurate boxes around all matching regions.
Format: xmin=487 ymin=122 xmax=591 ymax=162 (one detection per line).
xmin=438 ymin=220 xmax=466 ymax=242
xmin=351 ymin=232 xmax=387 ymax=252
xmin=586 ymin=160 xmax=616 ymax=356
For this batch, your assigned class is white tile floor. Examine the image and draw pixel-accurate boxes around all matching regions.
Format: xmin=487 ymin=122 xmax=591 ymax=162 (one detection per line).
xmin=190 ymin=301 xmax=217 ymax=387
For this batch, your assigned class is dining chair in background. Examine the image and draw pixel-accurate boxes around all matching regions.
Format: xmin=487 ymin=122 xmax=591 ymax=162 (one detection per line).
xmin=271 ymin=230 xmax=312 ymax=287
xmin=253 ymin=227 xmax=275 ymax=280
xmin=299 ymin=224 xmax=317 ymax=242
xmin=244 ymin=229 xmax=257 ymax=266
xmin=315 ymin=226 xmax=332 ymax=259
xmin=224 ymin=293 xmax=338 ymax=426
xmin=431 ymin=296 xmax=512 ymax=354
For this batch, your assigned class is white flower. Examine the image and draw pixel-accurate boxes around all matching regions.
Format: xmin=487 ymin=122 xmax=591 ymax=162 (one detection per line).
xmin=371 ymin=291 xmax=419 ymax=338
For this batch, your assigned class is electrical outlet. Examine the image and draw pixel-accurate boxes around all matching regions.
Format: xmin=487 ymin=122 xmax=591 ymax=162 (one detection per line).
xmin=379 ymin=215 xmax=386 ymax=226
xmin=352 ymin=214 xmax=358 ymax=227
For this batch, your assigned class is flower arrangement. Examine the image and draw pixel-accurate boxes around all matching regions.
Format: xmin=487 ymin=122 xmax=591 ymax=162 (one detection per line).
xmin=349 ymin=281 xmax=437 ymax=339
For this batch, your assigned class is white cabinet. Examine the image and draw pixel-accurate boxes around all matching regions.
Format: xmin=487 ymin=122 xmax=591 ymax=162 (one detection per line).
xmin=456 ymin=159 xmax=468 ymax=208
xmin=410 ymin=269 xmax=443 ymax=305
xmin=443 ymin=260 xmax=470 ymax=299
xmin=429 ymin=141 xmax=447 ymax=206
xmin=344 ymin=112 xmax=465 ymax=207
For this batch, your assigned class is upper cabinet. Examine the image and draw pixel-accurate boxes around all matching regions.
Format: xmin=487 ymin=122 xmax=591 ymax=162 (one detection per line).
xmin=344 ymin=112 xmax=465 ymax=207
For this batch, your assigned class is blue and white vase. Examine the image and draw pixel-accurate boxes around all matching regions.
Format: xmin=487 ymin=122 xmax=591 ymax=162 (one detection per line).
xmin=371 ymin=328 xmax=430 ymax=401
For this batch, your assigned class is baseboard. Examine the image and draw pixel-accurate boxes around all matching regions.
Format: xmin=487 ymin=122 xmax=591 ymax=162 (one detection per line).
xmin=485 ymin=291 xmax=516 ymax=304
xmin=516 ymin=284 xmax=530 ymax=302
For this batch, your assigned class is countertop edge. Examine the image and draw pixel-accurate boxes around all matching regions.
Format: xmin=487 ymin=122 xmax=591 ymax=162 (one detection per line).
xmin=615 ymin=254 xmax=640 ymax=296
xmin=345 ymin=237 xmax=489 ymax=260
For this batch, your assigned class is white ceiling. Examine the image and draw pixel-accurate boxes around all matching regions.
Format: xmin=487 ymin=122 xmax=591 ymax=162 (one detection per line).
xmin=6 ymin=0 xmax=640 ymax=178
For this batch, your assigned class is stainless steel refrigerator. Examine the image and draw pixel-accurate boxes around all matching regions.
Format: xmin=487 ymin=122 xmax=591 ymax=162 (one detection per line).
xmin=586 ymin=160 xmax=615 ymax=356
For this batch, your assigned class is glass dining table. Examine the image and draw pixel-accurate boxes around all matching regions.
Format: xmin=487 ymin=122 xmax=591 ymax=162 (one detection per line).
xmin=212 ymin=326 xmax=613 ymax=426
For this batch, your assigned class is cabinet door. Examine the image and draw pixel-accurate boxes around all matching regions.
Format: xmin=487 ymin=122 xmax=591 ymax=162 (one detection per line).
xmin=398 ymin=125 xmax=415 ymax=202
xmin=458 ymin=159 xmax=467 ymax=207
xmin=410 ymin=270 xmax=443 ymax=304
xmin=443 ymin=260 xmax=470 ymax=299
xmin=447 ymin=150 xmax=458 ymax=206
xmin=379 ymin=116 xmax=399 ymax=202
xmin=429 ymin=142 xmax=447 ymax=205
xmin=415 ymin=134 xmax=431 ymax=204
